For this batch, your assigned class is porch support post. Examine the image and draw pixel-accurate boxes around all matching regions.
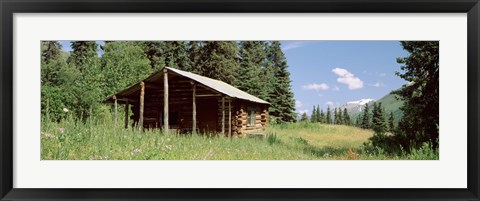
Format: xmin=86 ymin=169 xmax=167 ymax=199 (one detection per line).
xmin=139 ymin=82 xmax=145 ymax=131
xmin=192 ymin=82 xmax=196 ymax=134
xmin=228 ymin=98 xmax=231 ymax=137
xmin=113 ymin=95 xmax=117 ymax=129
xmin=125 ymin=100 xmax=129 ymax=129
xmin=222 ymin=96 xmax=225 ymax=135
xmin=163 ymin=68 xmax=169 ymax=132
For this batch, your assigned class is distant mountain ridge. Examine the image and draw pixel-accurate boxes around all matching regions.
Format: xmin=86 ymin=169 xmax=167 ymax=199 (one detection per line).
xmin=340 ymin=92 xmax=404 ymax=124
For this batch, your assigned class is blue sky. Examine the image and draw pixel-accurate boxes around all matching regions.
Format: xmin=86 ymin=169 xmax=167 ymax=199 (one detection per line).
xmin=280 ymin=41 xmax=409 ymax=115
xmin=58 ymin=40 xmax=409 ymax=115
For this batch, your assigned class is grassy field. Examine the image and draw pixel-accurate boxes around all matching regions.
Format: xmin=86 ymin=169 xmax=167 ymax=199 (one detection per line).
xmin=41 ymin=117 xmax=438 ymax=160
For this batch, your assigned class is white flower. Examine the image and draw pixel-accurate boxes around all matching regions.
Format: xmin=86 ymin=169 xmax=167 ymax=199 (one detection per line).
xmin=63 ymin=108 xmax=69 ymax=112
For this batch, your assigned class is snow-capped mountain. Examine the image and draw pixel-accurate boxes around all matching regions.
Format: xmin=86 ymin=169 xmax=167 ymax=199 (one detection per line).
xmin=342 ymin=98 xmax=375 ymax=112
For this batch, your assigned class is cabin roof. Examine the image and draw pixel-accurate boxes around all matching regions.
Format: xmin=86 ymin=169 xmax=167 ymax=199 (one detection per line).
xmin=105 ymin=67 xmax=270 ymax=105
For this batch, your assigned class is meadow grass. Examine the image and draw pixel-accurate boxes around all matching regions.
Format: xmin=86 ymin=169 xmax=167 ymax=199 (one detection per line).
xmin=41 ymin=117 xmax=438 ymax=160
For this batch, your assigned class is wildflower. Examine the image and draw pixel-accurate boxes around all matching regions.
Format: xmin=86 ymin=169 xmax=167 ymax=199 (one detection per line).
xmin=63 ymin=108 xmax=69 ymax=112
xmin=58 ymin=128 xmax=65 ymax=134
xmin=131 ymin=148 xmax=142 ymax=155
xmin=99 ymin=156 xmax=109 ymax=160
xmin=323 ymin=153 xmax=330 ymax=158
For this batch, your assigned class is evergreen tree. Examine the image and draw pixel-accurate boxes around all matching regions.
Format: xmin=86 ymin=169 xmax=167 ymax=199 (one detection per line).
xmin=68 ymin=41 xmax=98 ymax=71
xmin=300 ymin=112 xmax=308 ymax=122
xmin=388 ymin=111 xmax=395 ymax=133
xmin=235 ymin=41 xmax=267 ymax=99
xmin=315 ymin=105 xmax=321 ymax=123
xmin=311 ymin=106 xmax=317 ymax=123
xmin=334 ymin=108 xmax=339 ymax=124
xmin=162 ymin=41 xmax=191 ymax=71
xmin=198 ymin=41 xmax=239 ymax=85
xmin=188 ymin=41 xmax=203 ymax=73
xmin=141 ymin=41 xmax=164 ymax=70
xmin=319 ymin=109 xmax=325 ymax=124
xmin=343 ymin=108 xmax=350 ymax=126
xmin=266 ymin=41 xmax=296 ymax=123
xmin=371 ymin=102 xmax=387 ymax=134
xmin=41 ymin=41 xmax=62 ymax=64
xmin=326 ymin=106 xmax=332 ymax=124
xmin=395 ymin=41 xmax=439 ymax=149
xmin=361 ymin=103 xmax=371 ymax=129
xmin=337 ymin=108 xmax=343 ymax=124
xmin=355 ymin=114 xmax=362 ymax=127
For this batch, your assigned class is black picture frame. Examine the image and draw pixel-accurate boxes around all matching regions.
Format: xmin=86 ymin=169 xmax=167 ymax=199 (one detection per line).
xmin=1 ymin=0 xmax=479 ymax=200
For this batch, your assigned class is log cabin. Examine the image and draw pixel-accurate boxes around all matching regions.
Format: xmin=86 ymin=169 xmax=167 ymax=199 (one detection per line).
xmin=104 ymin=67 xmax=270 ymax=137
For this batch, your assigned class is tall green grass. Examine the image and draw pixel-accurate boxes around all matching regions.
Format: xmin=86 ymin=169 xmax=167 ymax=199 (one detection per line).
xmin=41 ymin=117 xmax=438 ymax=160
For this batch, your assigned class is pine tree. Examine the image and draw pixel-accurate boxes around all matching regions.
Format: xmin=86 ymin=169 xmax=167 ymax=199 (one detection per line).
xmin=334 ymin=108 xmax=339 ymax=124
xmin=343 ymin=108 xmax=350 ymax=126
xmin=235 ymin=41 xmax=267 ymax=99
xmin=388 ymin=111 xmax=395 ymax=133
xmin=361 ymin=103 xmax=371 ymax=129
xmin=141 ymin=41 xmax=163 ymax=70
xmin=319 ymin=109 xmax=325 ymax=124
xmin=371 ymin=102 xmax=387 ymax=134
xmin=311 ymin=106 xmax=317 ymax=123
xmin=337 ymin=108 xmax=343 ymax=124
xmin=188 ymin=41 xmax=203 ymax=73
xmin=266 ymin=41 xmax=296 ymax=123
xmin=395 ymin=41 xmax=439 ymax=149
xmin=315 ymin=105 xmax=321 ymax=123
xmin=300 ymin=112 xmax=308 ymax=122
xmin=68 ymin=41 xmax=98 ymax=71
xmin=162 ymin=41 xmax=191 ymax=71
xmin=326 ymin=106 xmax=332 ymax=124
xmin=198 ymin=41 xmax=239 ymax=85
xmin=355 ymin=114 xmax=362 ymax=127
xmin=41 ymin=41 xmax=62 ymax=64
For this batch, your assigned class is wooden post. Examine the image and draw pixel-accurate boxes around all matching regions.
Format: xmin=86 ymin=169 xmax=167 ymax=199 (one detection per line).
xmin=124 ymin=100 xmax=129 ymax=129
xmin=228 ymin=98 xmax=231 ymax=137
xmin=113 ymin=95 xmax=117 ymax=129
xmin=139 ymin=82 xmax=145 ymax=131
xmin=163 ymin=68 xmax=169 ymax=132
xmin=222 ymin=96 xmax=225 ymax=135
xmin=192 ymin=82 xmax=196 ymax=134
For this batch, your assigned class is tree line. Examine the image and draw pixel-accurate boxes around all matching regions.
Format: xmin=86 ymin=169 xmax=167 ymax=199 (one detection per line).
xmin=41 ymin=41 xmax=296 ymax=124
xmin=299 ymin=106 xmax=351 ymax=126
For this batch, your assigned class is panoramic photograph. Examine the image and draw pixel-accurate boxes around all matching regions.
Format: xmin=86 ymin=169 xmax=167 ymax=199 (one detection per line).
xmin=40 ymin=40 xmax=439 ymax=160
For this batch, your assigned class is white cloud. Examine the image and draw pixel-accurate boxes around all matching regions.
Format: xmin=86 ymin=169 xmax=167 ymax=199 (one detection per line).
xmin=332 ymin=86 xmax=340 ymax=91
xmin=302 ymin=83 xmax=329 ymax=91
xmin=295 ymin=100 xmax=303 ymax=108
xmin=369 ymin=82 xmax=385 ymax=87
xmin=281 ymin=41 xmax=312 ymax=51
xmin=325 ymin=101 xmax=334 ymax=106
xmin=297 ymin=109 xmax=309 ymax=115
xmin=332 ymin=68 xmax=364 ymax=90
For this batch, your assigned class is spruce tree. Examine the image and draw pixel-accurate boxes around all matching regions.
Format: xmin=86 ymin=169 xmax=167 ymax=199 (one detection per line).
xmin=162 ymin=41 xmax=191 ymax=71
xmin=388 ymin=111 xmax=395 ymax=133
xmin=315 ymin=105 xmax=321 ymax=123
xmin=319 ymin=109 xmax=325 ymax=124
xmin=188 ymin=41 xmax=203 ymax=73
xmin=198 ymin=41 xmax=239 ymax=85
xmin=334 ymin=108 xmax=339 ymax=124
xmin=361 ymin=103 xmax=371 ymax=129
xmin=266 ymin=41 xmax=296 ymax=123
xmin=343 ymin=108 xmax=350 ymax=126
xmin=326 ymin=106 xmax=332 ymax=124
xmin=337 ymin=108 xmax=343 ymax=125
xmin=311 ymin=106 xmax=317 ymax=123
xmin=141 ymin=41 xmax=163 ymax=70
xmin=41 ymin=41 xmax=62 ymax=64
xmin=395 ymin=41 xmax=439 ymax=149
xmin=371 ymin=102 xmax=387 ymax=134
xmin=68 ymin=41 xmax=98 ymax=71
xmin=235 ymin=41 xmax=267 ymax=99
xmin=300 ymin=112 xmax=308 ymax=122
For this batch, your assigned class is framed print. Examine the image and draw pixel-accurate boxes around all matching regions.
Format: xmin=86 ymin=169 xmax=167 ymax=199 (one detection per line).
xmin=1 ymin=0 xmax=479 ymax=200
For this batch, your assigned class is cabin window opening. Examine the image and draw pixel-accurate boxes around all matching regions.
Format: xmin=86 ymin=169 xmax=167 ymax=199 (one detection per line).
xmin=247 ymin=108 xmax=255 ymax=126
